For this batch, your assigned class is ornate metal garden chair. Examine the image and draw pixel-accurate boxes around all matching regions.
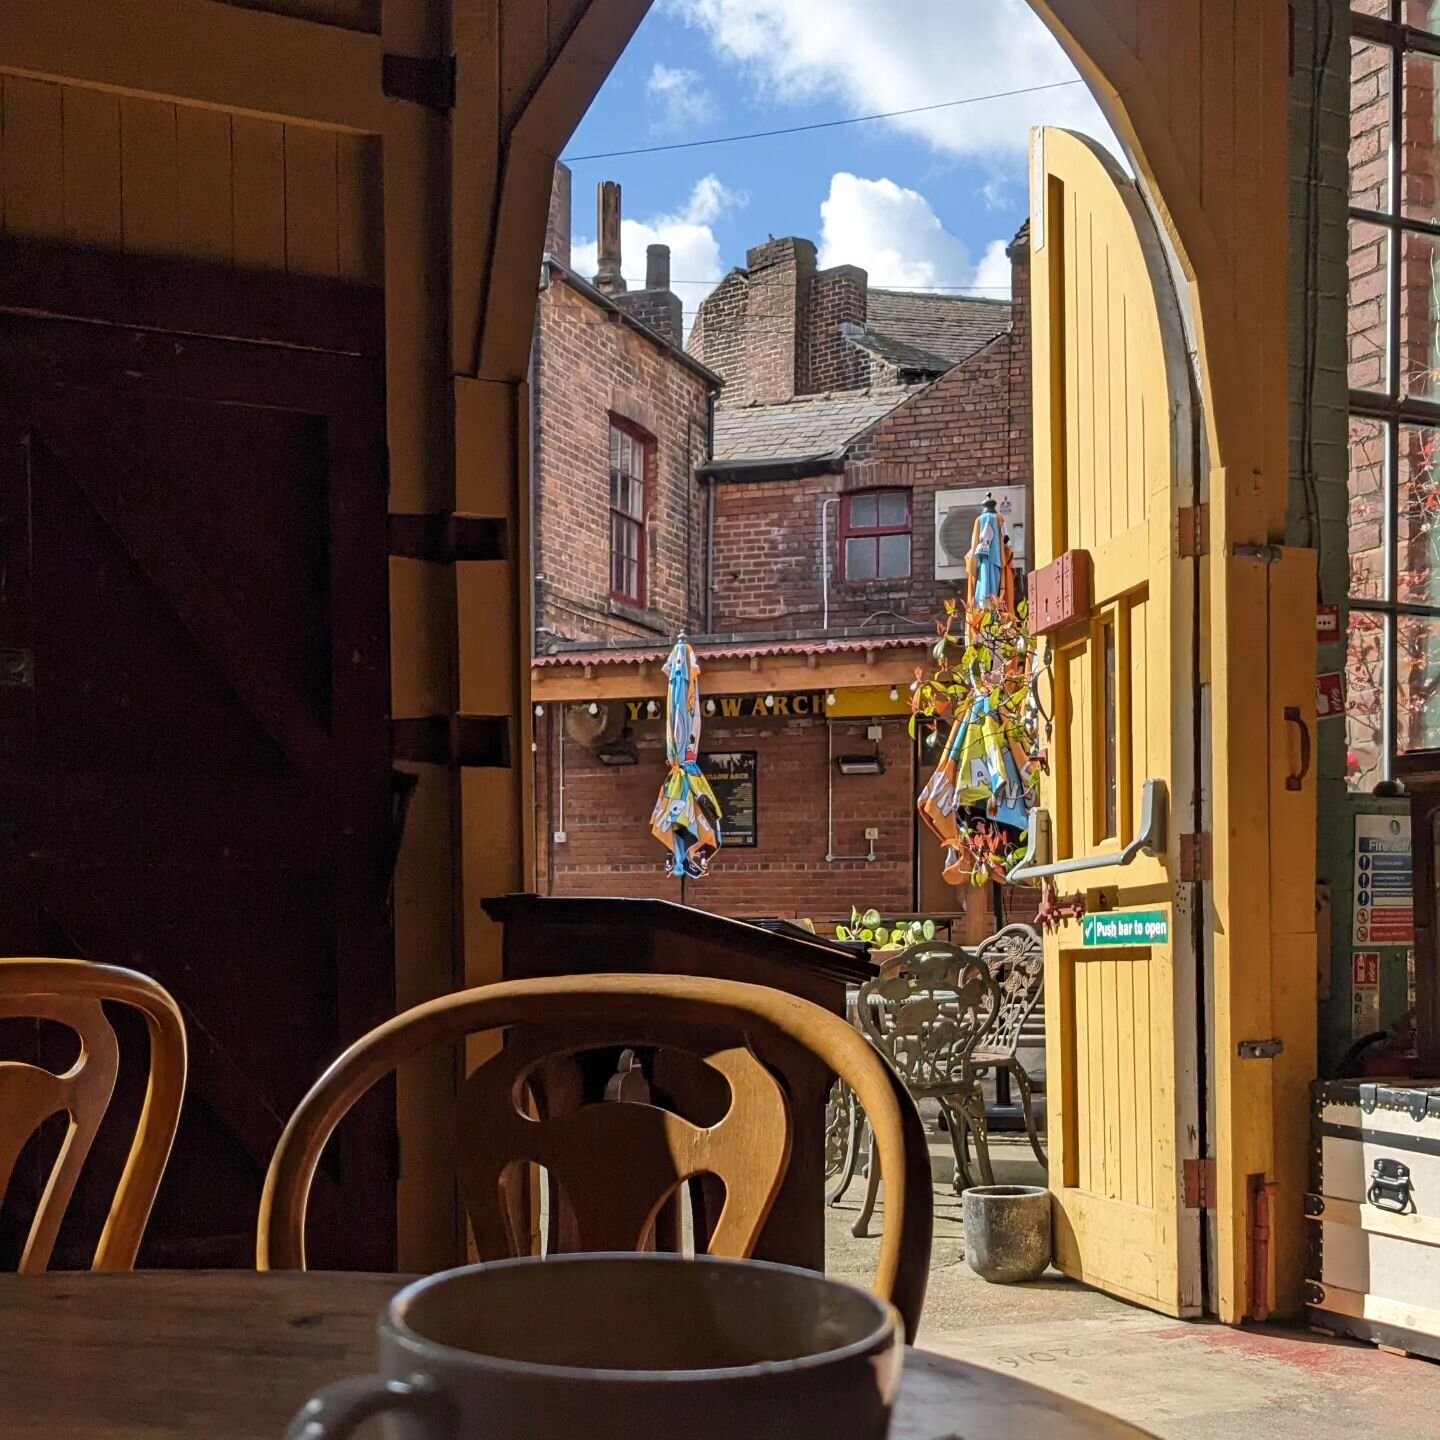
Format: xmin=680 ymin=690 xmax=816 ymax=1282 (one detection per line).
xmin=967 ymin=923 xmax=1047 ymax=1168
xmin=850 ymin=941 xmax=1001 ymax=1236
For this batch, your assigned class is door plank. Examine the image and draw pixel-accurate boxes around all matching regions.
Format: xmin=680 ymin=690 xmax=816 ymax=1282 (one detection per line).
xmin=60 ymin=86 xmax=123 ymax=250
xmin=33 ymin=422 xmax=337 ymax=781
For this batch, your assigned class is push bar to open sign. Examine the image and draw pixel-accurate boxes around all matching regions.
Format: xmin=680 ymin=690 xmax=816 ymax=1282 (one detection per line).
xmin=1008 ymin=778 xmax=1168 ymax=883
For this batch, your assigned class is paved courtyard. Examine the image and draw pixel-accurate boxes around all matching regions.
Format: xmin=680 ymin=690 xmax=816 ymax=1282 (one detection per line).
xmin=825 ymin=1137 xmax=1440 ymax=1440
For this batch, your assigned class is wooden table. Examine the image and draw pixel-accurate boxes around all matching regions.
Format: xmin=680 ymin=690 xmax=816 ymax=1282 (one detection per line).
xmin=0 ymin=1271 xmax=1155 ymax=1440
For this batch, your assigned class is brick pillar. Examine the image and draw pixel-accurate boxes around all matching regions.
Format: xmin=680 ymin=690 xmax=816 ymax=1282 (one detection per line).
xmin=545 ymin=162 xmax=571 ymax=268
xmin=744 ymin=237 xmax=816 ymax=404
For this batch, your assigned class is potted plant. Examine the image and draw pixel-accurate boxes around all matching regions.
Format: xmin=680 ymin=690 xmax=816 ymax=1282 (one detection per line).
xmin=835 ymin=908 xmax=936 ymax=963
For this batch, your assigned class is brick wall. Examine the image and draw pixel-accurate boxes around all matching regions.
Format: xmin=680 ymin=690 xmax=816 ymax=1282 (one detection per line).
xmin=691 ymin=241 xmax=880 ymax=404
xmin=743 ymin=237 xmax=816 ymax=405
xmin=616 ymin=288 xmax=684 ymax=348
xmin=687 ymin=269 xmax=749 ymax=404
xmin=533 ymin=274 xmax=713 ymax=646
xmin=534 ymin=710 xmax=916 ymax=919
xmin=708 ymin=241 xmax=1031 ymax=635
xmin=804 ymin=266 xmax=870 ymax=393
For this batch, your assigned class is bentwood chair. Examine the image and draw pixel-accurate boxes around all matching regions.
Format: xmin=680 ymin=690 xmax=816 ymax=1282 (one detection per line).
xmin=258 ymin=973 xmax=933 ymax=1338
xmin=0 ymin=958 xmax=187 ymax=1271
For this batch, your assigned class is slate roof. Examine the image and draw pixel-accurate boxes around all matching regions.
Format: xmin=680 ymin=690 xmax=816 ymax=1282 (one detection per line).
xmin=710 ymin=389 xmax=912 ymax=464
xmin=865 ymin=290 xmax=1011 ymax=367
xmin=842 ymin=325 xmax=952 ymax=377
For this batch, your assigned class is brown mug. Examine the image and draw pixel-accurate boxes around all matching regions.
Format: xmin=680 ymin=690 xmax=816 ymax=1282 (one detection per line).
xmin=286 ymin=1253 xmax=903 ymax=1440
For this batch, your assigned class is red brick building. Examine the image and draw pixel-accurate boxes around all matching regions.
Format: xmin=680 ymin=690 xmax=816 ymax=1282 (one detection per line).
xmin=531 ymin=167 xmax=1034 ymax=933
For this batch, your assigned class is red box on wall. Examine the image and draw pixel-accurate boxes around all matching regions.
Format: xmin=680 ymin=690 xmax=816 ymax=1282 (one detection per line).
xmin=1028 ymin=550 xmax=1091 ymax=635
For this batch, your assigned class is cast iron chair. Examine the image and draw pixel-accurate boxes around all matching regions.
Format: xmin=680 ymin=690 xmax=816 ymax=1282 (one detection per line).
xmin=966 ymin=923 xmax=1047 ymax=1168
xmin=0 ymin=957 xmax=187 ymax=1271
xmin=258 ymin=973 xmax=934 ymax=1339
xmin=850 ymin=941 xmax=1001 ymax=1238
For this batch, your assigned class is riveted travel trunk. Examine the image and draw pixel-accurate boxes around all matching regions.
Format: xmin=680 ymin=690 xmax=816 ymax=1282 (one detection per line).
xmin=1308 ymin=1079 xmax=1440 ymax=1358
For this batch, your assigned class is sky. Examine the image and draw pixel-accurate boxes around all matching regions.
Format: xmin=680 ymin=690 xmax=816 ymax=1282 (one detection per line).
xmin=564 ymin=0 xmax=1121 ymax=330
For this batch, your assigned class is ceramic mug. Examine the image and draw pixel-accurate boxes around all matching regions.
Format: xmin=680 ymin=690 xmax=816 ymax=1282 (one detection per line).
xmin=286 ymin=1252 xmax=903 ymax=1440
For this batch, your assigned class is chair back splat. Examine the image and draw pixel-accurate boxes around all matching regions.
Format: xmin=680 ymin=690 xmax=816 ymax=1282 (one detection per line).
xmin=0 ymin=958 xmax=187 ymax=1271
xmin=258 ymin=974 xmax=932 ymax=1340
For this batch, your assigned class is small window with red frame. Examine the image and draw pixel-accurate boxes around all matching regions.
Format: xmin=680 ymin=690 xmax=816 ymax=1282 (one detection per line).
xmin=610 ymin=420 xmax=651 ymax=605
xmin=841 ymin=489 xmax=911 ymax=581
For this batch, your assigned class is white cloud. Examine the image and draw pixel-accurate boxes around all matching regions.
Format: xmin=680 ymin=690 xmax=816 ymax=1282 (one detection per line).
xmin=817 ymin=173 xmax=1012 ymax=300
xmin=572 ymin=176 xmax=746 ymax=331
xmin=662 ymin=0 xmax=1119 ymax=162
xmin=972 ymin=238 xmax=1014 ymax=299
xmin=646 ymin=63 xmax=717 ymax=133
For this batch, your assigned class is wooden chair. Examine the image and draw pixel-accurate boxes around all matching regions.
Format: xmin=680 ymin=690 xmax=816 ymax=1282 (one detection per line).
xmin=0 ymin=958 xmax=187 ymax=1271
xmin=968 ymin=924 xmax=1047 ymax=1168
xmin=851 ymin=941 xmax=1001 ymax=1238
xmin=257 ymin=973 xmax=933 ymax=1338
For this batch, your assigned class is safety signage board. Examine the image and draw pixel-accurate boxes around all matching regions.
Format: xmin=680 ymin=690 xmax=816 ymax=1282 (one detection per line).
xmin=1352 ymin=950 xmax=1380 ymax=1038
xmin=1081 ymin=910 xmax=1169 ymax=947
xmin=1354 ymin=814 xmax=1413 ymax=946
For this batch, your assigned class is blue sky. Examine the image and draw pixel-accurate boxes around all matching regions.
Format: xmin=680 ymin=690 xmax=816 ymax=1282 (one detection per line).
xmin=563 ymin=0 xmax=1117 ymax=325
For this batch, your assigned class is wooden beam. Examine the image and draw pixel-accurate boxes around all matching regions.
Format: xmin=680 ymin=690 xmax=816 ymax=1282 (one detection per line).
xmin=531 ymin=651 xmax=929 ymax=702
xmin=3 ymin=0 xmax=384 ymax=133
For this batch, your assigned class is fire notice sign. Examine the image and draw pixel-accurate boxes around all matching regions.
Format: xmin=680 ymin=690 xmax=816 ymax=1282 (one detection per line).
xmin=1352 ymin=951 xmax=1381 ymax=1037
xmin=1353 ymin=814 xmax=1413 ymax=946
xmin=701 ymin=751 xmax=757 ymax=848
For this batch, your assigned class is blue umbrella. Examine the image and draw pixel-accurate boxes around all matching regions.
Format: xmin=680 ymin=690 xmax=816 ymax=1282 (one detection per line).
xmin=650 ymin=636 xmax=723 ymax=878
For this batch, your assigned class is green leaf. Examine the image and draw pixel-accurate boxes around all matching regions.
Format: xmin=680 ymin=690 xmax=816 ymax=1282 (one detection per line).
xmin=860 ymin=928 xmax=875 ymax=942
xmin=922 ymin=919 xmax=936 ymax=940
xmin=862 ymin=908 xmax=881 ymax=928
xmin=836 ymin=925 xmax=851 ymax=941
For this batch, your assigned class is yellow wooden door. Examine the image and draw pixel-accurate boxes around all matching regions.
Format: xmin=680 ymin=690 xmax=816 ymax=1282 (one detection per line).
xmin=1025 ymin=127 xmax=1203 ymax=1316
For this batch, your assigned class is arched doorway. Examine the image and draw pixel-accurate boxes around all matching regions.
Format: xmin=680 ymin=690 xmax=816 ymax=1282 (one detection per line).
xmin=465 ymin=0 xmax=1306 ymax=1324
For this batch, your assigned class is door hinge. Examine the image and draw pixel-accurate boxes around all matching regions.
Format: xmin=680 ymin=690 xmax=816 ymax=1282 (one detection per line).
xmin=1177 ymin=504 xmax=1209 ymax=558
xmin=1178 ymin=831 xmax=1211 ymax=883
xmin=382 ymin=53 xmax=457 ymax=109
xmin=1183 ymin=1156 xmax=1217 ymax=1210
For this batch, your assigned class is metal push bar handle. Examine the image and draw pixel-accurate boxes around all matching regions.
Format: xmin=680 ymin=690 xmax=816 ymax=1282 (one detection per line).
xmin=1009 ymin=778 xmax=1168 ymax=882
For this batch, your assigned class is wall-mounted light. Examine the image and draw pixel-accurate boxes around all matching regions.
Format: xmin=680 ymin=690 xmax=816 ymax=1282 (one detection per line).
xmin=588 ymin=702 xmax=600 ymax=717
xmin=534 ymin=704 xmax=545 ymax=717
xmin=596 ymin=741 xmax=639 ymax=767
xmin=647 ymin=699 xmax=659 ymax=717
xmin=836 ymin=753 xmax=885 ymax=777
xmin=705 ymin=698 xmax=716 ymax=715
xmin=764 ymin=694 xmax=775 ymax=709
xmin=826 ymin=692 xmax=837 ymax=707
xmin=888 ymin=687 xmax=899 ymax=702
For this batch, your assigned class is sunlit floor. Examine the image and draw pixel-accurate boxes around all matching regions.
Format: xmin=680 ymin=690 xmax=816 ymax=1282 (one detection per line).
xmin=825 ymin=1136 xmax=1440 ymax=1440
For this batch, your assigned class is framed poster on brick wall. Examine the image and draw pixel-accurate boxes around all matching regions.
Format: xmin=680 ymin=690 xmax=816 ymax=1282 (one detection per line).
xmin=702 ymin=751 xmax=757 ymax=848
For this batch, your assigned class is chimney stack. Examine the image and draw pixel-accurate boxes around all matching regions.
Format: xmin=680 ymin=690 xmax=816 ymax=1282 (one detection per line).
xmin=544 ymin=162 xmax=572 ymax=268
xmin=594 ymin=180 xmax=626 ymax=295
xmin=645 ymin=243 xmax=671 ymax=292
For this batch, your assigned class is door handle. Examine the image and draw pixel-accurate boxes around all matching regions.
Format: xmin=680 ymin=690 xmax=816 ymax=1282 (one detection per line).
xmin=1283 ymin=706 xmax=1311 ymax=792
xmin=1009 ymin=778 xmax=1168 ymax=882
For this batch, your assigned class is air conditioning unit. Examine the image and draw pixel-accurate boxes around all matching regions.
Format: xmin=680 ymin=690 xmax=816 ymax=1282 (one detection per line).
xmin=934 ymin=485 xmax=1028 ymax=581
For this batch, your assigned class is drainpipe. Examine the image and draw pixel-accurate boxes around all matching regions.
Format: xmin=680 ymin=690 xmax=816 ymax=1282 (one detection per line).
xmin=819 ymin=497 xmax=840 ymax=631
xmin=825 ymin=720 xmax=877 ymax=864
xmin=704 ymin=389 xmax=717 ymax=632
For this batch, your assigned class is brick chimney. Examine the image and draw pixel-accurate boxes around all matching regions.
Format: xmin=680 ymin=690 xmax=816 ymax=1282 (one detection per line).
xmin=593 ymin=180 xmax=626 ymax=295
xmin=744 ymin=236 xmax=815 ymax=405
xmin=615 ymin=241 xmax=684 ymax=347
xmin=545 ymin=162 xmax=571 ymax=268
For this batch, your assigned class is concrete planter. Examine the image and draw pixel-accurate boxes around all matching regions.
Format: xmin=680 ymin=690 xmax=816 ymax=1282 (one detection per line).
xmin=963 ymin=1185 xmax=1052 ymax=1284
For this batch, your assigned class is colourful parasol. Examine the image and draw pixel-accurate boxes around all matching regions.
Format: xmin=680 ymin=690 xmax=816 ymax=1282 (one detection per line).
xmin=650 ymin=636 xmax=723 ymax=878
xmin=914 ymin=498 xmax=1039 ymax=887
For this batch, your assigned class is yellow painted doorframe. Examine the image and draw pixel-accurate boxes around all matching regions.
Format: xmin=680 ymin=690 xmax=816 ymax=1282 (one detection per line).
xmin=488 ymin=0 xmax=1309 ymax=1322
xmin=1028 ymin=2 xmax=1312 ymax=1321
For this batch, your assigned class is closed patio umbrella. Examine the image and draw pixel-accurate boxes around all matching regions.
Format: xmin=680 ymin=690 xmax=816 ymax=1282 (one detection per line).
xmin=650 ymin=635 xmax=723 ymax=878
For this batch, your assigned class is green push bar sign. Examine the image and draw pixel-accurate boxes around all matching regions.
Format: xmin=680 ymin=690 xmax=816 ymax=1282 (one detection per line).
xmin=1081 ymin=910 xmax=1170 ymax=947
